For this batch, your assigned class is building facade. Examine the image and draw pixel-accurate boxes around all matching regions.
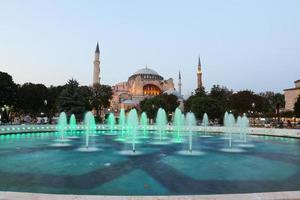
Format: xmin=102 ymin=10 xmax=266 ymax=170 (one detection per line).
xmin=284 ymin=80 xmax=300 ymax=111
xmin=111 ymin=67 xmax=175 ymax=111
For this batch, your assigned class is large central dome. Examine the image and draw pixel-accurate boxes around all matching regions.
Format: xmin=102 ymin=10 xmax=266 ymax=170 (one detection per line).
xmin=129 ymin=67 xmax=163 ymax=81
xmin=133 ymin=67 xmax=160 ymax=76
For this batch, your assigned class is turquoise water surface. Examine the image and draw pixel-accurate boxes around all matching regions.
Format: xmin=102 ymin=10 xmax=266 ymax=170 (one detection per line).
xmin=0 ymin=131 xmax=299 ymax=195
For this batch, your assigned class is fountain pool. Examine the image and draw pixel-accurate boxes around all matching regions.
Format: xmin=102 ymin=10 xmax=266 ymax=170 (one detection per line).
xmin=0 ymin=109 xmax=299 ymax=196
xmin=0 ymin=129 xmax=300 ymax=195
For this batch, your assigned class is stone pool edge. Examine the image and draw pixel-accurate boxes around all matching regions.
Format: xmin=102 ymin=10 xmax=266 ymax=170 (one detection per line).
xmin=1 ymin=191 xmax=300 ymax=200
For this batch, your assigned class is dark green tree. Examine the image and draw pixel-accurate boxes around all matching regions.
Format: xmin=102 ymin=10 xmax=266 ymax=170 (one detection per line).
xmin=16 ymin=83 xmax=48 ymax=116
xmin=294 ymin=95 xmax=300 ymax=117
xmin=194 ymin=86 xmax=206 ymax=97
xmin=57 ymin=79 xmax=85 ymax=119
xmin=185 ymin=87 xmax=207 ymax=112
xmin=140 ymin=97 xmax=163 ymax=120
xmin=229 ymin=90 xmax=268 ymax=115
xmin=159 ymin=94 xmax=179 ymax=114
xmin=0 ymin=71 xmax=17 ymax=107
xmin=190 ymin=96 xmax=224 ymax=120
xmin=210 ymin=85 xmax=232 ymax=107
xmin=79 ymin=86 xmax=93 ymax=111
xmin=90 ymin=83 xmax=113 ymax=119
xmin=259 ymin=92 xmax=285 ymax=113
xmin=47 ymin=85 xmax=65 ymax=118
xmin=140 ymin=94 xmax=179 ymax=121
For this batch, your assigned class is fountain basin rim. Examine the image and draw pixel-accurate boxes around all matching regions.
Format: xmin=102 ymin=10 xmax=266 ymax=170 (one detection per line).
xmin=1 ymin=190 xmax=300 ymax=200
xmin=0 ymin=125 xmax=299 ymax=139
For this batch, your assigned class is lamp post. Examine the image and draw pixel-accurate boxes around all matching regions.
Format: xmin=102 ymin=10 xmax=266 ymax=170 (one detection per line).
xmin=276 ymin=103 xmax=280 ymax=126
xmin=252 ymin=102 xmax=256 ymax=127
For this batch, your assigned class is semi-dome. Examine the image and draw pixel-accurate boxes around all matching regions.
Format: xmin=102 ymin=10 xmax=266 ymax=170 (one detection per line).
xmin=129 ymin=67 xmax=163 ymax=80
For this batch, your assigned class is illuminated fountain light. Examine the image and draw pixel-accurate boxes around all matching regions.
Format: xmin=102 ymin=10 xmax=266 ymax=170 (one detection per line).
xmin=151 ymin=108 xmax=171 ymax=145
xmin=118 ymin=109 xmax=144 ymax=156
xmin=177 ymin=112 xmax=205 ymax=156
xmin=220 ymin=112 xmax=245 ymax=153
xmin=114 ymin=108 xmax=127 ymax=142
xmin=68 ymin=114 xmax=80 ymax=139
xmin=139 ymin=112 xmax=150 ymax=139
xmin=237 ymin=114 xmax=255 ymax=148
xmin=103 ymin=113 xmax=117 ymax=135
xmin=77 ymin=112 xmax=99 ymax=152
xmin=171 ymin=108 xmax=184 ymax=143
xmin=51 ymin=112 xmax=72 ymax=147
xmin=200 ymin=113 xmax=212 ymax=138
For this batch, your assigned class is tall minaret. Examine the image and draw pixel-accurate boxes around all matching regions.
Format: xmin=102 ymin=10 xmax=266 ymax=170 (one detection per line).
xmin=178 ymin=70 xmax=182 ymax=96
xmin=197 ymin=56 xmax=203 ymax=89
xmin=93 ymin=42 xmax=100 ymax=85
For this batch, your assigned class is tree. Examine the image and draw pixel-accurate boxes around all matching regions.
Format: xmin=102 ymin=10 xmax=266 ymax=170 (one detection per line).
xmin=0 ymin=71 xmax=17 ymax=107
xmin=209 ymin=85 xmax=233 ymax=111
xmin=190 ymin=96 xmax=224 ymax=120
xmin=90 ymin=83 xmax=113 ymax=119
xmin=259 ymin=92 xmax=285 ymax=113
xmin=194 ymin=86 xmax=206 ymax=97
xmin=140 ymin=97 xmax=163 ymax=120
xmin=185 ymin=87 xmax=207 ymax=112
xmin=57 ymin=79 xmax=85 ymax=119
xmin=159 ymin=94 xmax=179 ymax=114
xmin=47 ymin=85 xmax=65 ymax=118
xmin=140 ymin=94 xmax=179 ymax=121
xmin=294 ymin=95 xmax=300 ymax=117
xmin=229 ymin=90 xmax=268 ymax=115
xmin=16 ymin=83 xmax=48 ymax=116
xmin=79 ymin=86 xmax=93 ymax=111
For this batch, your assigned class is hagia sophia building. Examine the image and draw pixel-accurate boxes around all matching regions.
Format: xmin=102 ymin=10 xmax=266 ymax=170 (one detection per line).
xmin=92 ymin=42 xmax=203 ymax=112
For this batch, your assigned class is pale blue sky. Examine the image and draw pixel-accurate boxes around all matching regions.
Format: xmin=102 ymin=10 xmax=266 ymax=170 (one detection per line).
xmin=0 ymin=0 xmax=299 ymax=95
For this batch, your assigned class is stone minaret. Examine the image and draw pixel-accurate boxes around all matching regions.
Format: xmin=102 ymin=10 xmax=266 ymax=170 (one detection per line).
xmin=197 ymin=56 xmax=203 ymax=89
xmin=178 ymin=70 xmax=182 ymax=96
xmin=93 ymin=42 xmax=100 ymax=85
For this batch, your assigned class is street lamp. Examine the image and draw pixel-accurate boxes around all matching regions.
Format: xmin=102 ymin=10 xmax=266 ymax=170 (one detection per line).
xmin=252 ymin=102 xmax=256 ymax=127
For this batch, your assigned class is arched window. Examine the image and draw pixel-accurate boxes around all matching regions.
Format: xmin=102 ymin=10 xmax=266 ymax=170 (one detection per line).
xmin=143 ymin=84 xmax=161 ymax=96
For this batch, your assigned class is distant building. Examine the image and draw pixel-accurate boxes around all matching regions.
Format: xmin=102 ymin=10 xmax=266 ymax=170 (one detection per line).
xmin=111 ymin=67 xmax=176 ymax=111
xmin=284 ymin=80 xmax=300 ymax=111
xmin=91 ymin=42 xmax=202 ymax=112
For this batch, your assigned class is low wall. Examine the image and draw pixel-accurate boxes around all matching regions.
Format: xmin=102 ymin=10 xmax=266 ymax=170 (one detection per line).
xmin=0 ymin=124 xmax=300 ymax=139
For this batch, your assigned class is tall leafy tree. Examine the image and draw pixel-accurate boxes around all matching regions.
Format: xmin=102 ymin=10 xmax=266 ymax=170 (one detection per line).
xmin=0 ymin=71 xmax=17 ymax=107
xmin=16 ymin=83 xmax=48 ymax=116
xmin=259 ymin=91 xmax=285 ymax=113
xmin=47 ymin=85 xmax=65 ymax=118
xmin=209 ymin=85 xmax=233 ymax=112
xmin=90 ymin=83 xmax=113 ymax=118
xmin=185 ymin=87 xmax=207 ymax=112
xmin=229 ymin=90 xmax=268 ymax=115
xmin=190 ymin=96 xmax=224 ymax=120
xmin=79 ymin=86 xmax=93 ymax=111
xmin=140 ymin=94 xmax=179 ymax=121
xmin=57 ymin=79 xmax=85 ymax=119
xmin=140 ymin=97 xmax=163 ymax=120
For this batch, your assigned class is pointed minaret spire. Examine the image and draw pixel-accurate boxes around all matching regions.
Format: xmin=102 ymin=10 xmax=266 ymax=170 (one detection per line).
xmin=197 ymin=55 xmax=203 ymax=89
xmin=178 ymin=70 xmax=182 ymax=96
xmin=93 ymin=42 xmax=101 ymax=85
xmin=95 ymin=41 xmax=100 ymax=53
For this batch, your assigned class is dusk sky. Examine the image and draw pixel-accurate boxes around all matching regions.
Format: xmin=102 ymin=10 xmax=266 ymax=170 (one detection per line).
xmin=0 ymin=0 xmax=299 ymax=96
